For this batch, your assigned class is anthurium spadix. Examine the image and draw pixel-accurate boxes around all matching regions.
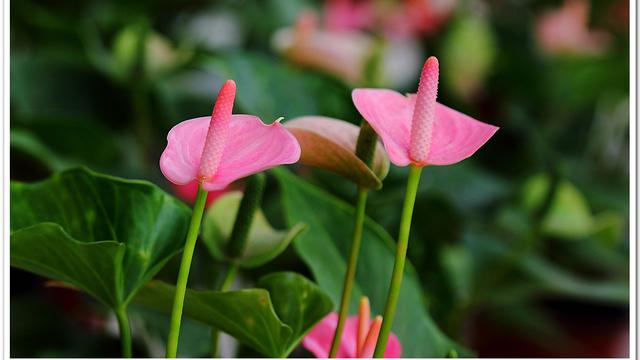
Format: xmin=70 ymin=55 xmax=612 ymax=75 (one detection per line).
xmin=352 ymin=56 xmax=498 ymax=357
xmin=160 ymin=79 xmax=301 ymax=358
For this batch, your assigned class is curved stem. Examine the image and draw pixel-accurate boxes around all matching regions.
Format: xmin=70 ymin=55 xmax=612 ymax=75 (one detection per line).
xmin=328 ymin=189 xmax=368 ymax=357
xmin=165 ymin=185 xmax=208 ymax=358
xmin=373 ymin=165 xmax=422 ymax=358
xmin=219 ymin=263 xmax=238 ymax=291
xmin=210 ymin=263 xmax=239 ymax=357
xmin=115 ymin=305 xmax=132 ymax=358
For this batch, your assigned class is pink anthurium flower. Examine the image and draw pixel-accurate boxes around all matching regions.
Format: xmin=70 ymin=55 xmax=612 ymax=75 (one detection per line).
xmin=159 ymin=80 xmax=301 ymax=191
xmin=352 ymin=56 xmax=498 ymax=167
xmin=304 ymin=297 xmax=402 ymax=358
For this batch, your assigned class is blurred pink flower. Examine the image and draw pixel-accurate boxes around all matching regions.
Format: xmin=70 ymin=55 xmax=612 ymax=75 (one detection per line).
xmin=352 ymin=56 xmax=498 ymax=167
xmin=323 ymin=0 xmax=376 ymax=31
xmin=322 ymin=0 xmax=456 ymax=38
xmin=303 ymin=297 xmax=402 ymax=358
xmin=536 ymin=0 xmax=611 ymax=56
xmin=273 ymin=11 xmax=374 ymax=84
xmin=383 ymin=0 xmax=457 ymax=39
xmin=160 ymin=80 xmax=301 ymax=191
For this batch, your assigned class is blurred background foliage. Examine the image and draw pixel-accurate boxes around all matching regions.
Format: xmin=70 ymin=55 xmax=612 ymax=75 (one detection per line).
xmin=11 ymin=0 xmax=629 ymax=357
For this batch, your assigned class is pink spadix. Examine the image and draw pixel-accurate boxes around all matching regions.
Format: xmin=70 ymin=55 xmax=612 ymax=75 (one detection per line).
xmin=160 ymin=80 xmax=301 ymax=191
xmin=352 ymin=56 xmax=498 ymax=167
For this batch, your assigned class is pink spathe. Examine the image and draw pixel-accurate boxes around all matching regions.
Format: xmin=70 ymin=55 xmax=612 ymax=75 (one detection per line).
xmin=352 ymin=56 xmax=498 ymax=167
xmin=303 ymin=313 xmax=402 ymax=358
xmin=160 ymin=81 xmax=301 ymax=191
xmin=303 ymin=297 xmax=401 ymax=358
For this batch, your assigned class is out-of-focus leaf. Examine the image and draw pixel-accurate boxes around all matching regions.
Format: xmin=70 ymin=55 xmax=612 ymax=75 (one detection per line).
xmin=112 ymin=24 xmax=193 ymax=80
xmin=523 ymin=175 xmax=594 ymax=239
xmin=591 ymin=211 xmax=625 ymax=246
xmin=441 ymin=12 xmax=496 ymax=100
xmin=519 ymin=255 xmax=628 ymax=303
xmin=464 ymin=229 xmax=628 ymax=304
xmin=201 ymin=192 xmax=306 ymax=268
xmin=10 ymin=167 xmax=191 ymax=308
xmin=285 ymin=116 xmax=389 ymax=189
xmin=11 ymin=118 xmax=121 ymax=171
xmin=274 ymin=168 xmax=468 ymax=357
xmin=134 ymin=272 xmax=333 ymax=358
xmin=203 ymin=52 xmax=354 ymax=121
xmin=440 ymin=245 xmax=473 ymax=304
xmin=11 ymin=51 xmax=120 ymax=122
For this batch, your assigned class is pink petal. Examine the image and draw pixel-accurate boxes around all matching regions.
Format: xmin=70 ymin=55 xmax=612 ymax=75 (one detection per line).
xmin=303 ymin=313 xmax=359 ymax=358
xmin=199 ymin=80 xmax=236 ymax=180
xmin=426 ymin=103 xmax=499 ymax=165
xmin=159 ymin=115 xmax=300 ymax=191
xmin=352 ymin=89 xmax=414 ymax=167
xmin=202 ymin=115 xmax=301 ymax=191
xmin=160 ymin=116 xmax=209 ymax=186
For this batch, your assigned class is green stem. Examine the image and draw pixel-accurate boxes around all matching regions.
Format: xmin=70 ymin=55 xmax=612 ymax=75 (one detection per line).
xmin=218 ymin=263 xmax=238 ymax=291
xmin=165 ymin=185 xmax=208 ymax=358
xmin=373 ymin=165 xmax=422 ymax=358
xmin=210 ymin=264 xmax=239 ymax=357
xmin=115 ymin=306 xmax=132 ymax=358
xmin=226 ymin=173 xmax=266 ymax=259
xmin=328 ymin=189 xmax=369 ymax=357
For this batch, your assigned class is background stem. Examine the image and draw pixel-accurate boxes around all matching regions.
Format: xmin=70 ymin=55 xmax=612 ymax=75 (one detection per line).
xmin=165 ymin=185 xmax=208 ymax=358
xmin=328 ymin=190 xmax=369 ymax=357
xmin=115 ymin=305 xmax=132 ymax=358
xmin=210 ymin=263 xmax=238 ymax=357
xmin=373 ymin=165 xmax=422 ymax=358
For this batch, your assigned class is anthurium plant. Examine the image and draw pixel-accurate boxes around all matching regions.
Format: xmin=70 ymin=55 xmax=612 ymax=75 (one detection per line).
xmin=10 ymin=1 xmax=629 ymax=358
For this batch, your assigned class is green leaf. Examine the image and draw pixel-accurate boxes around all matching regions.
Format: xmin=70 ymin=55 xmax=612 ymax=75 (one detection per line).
xmin=134 ymin=272 xmax=333 ymax=357
xmin=273 ymin=168 xmax=466 ymax=357
xmin=285 ymin=116 xmax=389 ymax=189
xmin=11 ymin=117 xmax=122 ymax=172
xmin=10 ymin=167 xmax=191 ymax=308
xmin=201 ymin=191 xmax=307 ymax=268
xmin=522 ymin=175 xmax=595 ymax=239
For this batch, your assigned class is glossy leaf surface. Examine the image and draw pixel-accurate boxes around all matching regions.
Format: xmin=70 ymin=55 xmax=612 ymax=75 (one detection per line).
xmin=134 ymin=272 xmax=333 ymax=357
xmin=10 ymin=167 xmax=191 ymax=308
xmin=202 ymin=191 xmax=307 ymax=268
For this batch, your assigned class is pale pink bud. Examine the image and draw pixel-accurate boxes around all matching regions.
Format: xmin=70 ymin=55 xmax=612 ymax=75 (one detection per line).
xmin=198 ymin=80 xmax=236 ymax=181
xmin=409 ymin=56 xmax=439 ymax=165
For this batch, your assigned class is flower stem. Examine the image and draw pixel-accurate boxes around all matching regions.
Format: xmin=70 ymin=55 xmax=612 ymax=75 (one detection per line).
xmin=328 ymin=189 xmax=369 ymax=357
xmin=373 ymin=165 xmax=422 ymax=358
xmin=210 ymin=263 xmax=239 ymax=357
xmin=115 ymin=305 xmax=132 ymax=358
xmin=165 ymin=185 xmax=208 ymax=358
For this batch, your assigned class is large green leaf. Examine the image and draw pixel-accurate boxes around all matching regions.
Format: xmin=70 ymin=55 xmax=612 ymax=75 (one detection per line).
xmin=134 ymin=272 xmax=333 ymax=357
xmin=10 ymin=167 xmax=191 ymax=308
xmin=273 ymin=168 xmax=465 ymax=357
xmin=201 ymin=191 xmax=307 ymax=268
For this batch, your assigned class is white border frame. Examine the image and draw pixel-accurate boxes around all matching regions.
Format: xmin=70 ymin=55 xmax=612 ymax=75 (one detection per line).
xmin=0 ymin=1 xmax=637 ymax=359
